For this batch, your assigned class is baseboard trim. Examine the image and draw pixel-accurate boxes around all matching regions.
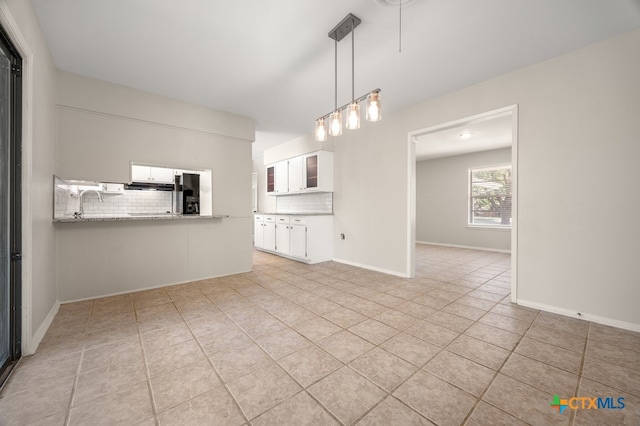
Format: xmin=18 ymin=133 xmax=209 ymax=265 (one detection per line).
xmin=60 ymin=269 xmax=253 ymax=305
xmin=416 ymin=240 xmax=511 ymax=254
xmin=25 ymin=300 xmax=60 ymax=355
xmin=332 ymin=257 xmax=408 ymax=278
xmin=517 ymin=298 xmax=640 ymax=333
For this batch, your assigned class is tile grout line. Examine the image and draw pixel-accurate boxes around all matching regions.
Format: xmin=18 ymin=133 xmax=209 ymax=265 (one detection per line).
xmin=170 ymin=289 xmax=252 ymax=425
xmin=457 ymin=308 xmax=542 ymax=425
xmin=270 ymin=249 xmax=589 ymax=423
xmin=216 ymin=294 xmax=347 ymax=423
xmin=136 ymin=300 xmax=161 ymax=425
xmin=295 ymin=251 xmax=512 ymax=424
xmin=63 ymin=300 xmax=94 ymax=426
xmin=233 ymin=265 xmax=437 ymax=424
xmin=22 ymin=248 xmax=617 ymax=425
xmin=196 ymin=281 xmax=318 ymax=424
xmin=136 ymin=253 xmax=497 ymax=422
xmin=569 ymin=321 xmax=591 ymax=426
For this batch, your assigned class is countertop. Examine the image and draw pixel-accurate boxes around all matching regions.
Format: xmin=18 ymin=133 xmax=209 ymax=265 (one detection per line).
xmin=255 ymin=212 xmax=334 ymax=216
xmin=53 ymin=213 xmax=224 ymax=223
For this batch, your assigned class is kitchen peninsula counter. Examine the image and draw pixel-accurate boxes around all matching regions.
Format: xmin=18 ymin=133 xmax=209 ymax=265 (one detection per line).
xmin=53 ymin=214 xmax=220 ymax=223
xmin=255 ymin=212 xmax=333 ymax=216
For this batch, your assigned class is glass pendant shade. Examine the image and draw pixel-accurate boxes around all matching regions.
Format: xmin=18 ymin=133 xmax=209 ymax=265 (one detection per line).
xmin=366 ymin=91 xmax=382 ymax=122
xmin=329 ymin=110 xmax=342 ymax=136
xmin=346 ymin=102 xmax=360 ymax=130
xmin=315 ymin=118 xmax=328 ymax=141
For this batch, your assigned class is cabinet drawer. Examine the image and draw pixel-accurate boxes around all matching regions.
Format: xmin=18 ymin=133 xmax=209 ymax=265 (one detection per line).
xmin=290 ymin=216 xmax=308 ymax=225
xmin=264 ymin=215 xmax=276 ymax=223
xmin=275 ymin=215 xmax=290 ymax=225
xmin=254 ymin=215 xmax=264 ymax=222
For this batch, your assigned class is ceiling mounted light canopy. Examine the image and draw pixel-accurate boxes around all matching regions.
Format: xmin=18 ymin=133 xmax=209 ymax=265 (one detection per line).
xmin=315 ymin=13 xmax=382 ymax=141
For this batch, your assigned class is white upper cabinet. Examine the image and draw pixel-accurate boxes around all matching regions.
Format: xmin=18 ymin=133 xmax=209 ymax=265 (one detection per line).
xmin=288 ymin=156 xmax=304 ymax=193
xmin=131 ymin=165 xmax=175 ymax=183
xmin=266 ymin=164 xmax=275 ymax=194
xmin=266 ymin=151 xmax=333 ymax=196
xmin=275 ymin=161 xmax=289 ymax=194
xmin=302 ymin=151 xmax=333 ymax=193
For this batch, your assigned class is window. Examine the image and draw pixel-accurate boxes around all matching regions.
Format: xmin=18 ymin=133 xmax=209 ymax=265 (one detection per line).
xmin=469 ymin=166 xmax=512 ymax=227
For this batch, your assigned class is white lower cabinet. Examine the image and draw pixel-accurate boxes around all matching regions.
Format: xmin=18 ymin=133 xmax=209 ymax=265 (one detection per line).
xmin=254 ymin=214 xmax=332 ymax=264
xmin=254 ymin=215 xmax=265 ymax=248
xmin=275 ymin=216 xmax=290 ymax=254
xmin=289 ymin=224 xmax=306 ymax=259
xmin=263 ymin=216 xmax=276 ymax=251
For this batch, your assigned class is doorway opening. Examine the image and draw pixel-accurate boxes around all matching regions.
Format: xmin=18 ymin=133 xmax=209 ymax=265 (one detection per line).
xmin=406 ymin=105 xmax=518 ymax=302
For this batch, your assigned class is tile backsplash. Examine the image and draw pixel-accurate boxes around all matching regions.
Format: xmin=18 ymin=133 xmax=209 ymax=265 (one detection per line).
xmin=83 ymin=191 xmax=172 ymax=215
xmin=276 ymin=192 xmax=333 ymax=214
xmin=53 ymin=176 xmax=172 ymax=218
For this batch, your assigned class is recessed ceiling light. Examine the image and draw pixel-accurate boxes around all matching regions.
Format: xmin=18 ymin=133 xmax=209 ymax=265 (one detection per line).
xmin=460 ymin=131 xmax=472 ymax=139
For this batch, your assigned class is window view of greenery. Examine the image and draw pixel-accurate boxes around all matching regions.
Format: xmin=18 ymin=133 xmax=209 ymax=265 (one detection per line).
xmin=469 ymin=166 xmax=512 ymax=227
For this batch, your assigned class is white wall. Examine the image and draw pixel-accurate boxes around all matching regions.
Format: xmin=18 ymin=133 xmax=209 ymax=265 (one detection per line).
xmin=56 ymin=72 xmax=255 ymax=301
xmin=416 ymin=148 xmax=511 ymax=251
xmin=263 ymin=134 xmax=333 ymax=165
xmin=1 ymin=0 xmax=59 ymax=353
xmin=330 ymin=28 xmax=640 ymax=330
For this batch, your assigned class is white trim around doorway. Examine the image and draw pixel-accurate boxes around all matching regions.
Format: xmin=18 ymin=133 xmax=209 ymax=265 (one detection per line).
xmin=406 ymin=105 xmax=519 ymax=302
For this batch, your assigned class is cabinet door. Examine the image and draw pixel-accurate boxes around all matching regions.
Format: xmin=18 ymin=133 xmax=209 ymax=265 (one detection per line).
xmin=266 ymin=165 xmax=275 ymax=194
xmin=275 ymin=161 xmax=288 ymax=194
xmin=263 ymin=222 xmax=276 ymax=251
xmin=290 ymin=225 xmax=307 ymax=259
xmin=304 ymin=154 xmax=318 ymax=190
xmin=254 ymin=220 xmax=264 ymax=248
xmin=131 ymin=165 xmax=152 ymax=182
xmin=150 ymin=167 xmax=176 ymax=183
xmin=288 ymin=157 xmax=304 ymax=193
xmin=275 ymin=224 xmax=290 ymax=254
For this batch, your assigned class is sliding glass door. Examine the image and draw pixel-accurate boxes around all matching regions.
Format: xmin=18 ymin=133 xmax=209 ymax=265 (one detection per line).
xmin=0 ymin=24 xmax=22 ymax=387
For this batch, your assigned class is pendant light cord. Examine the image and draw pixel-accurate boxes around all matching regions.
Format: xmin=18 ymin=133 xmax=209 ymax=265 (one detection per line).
xmin=352 ymin=19 xmax=355 ymax=101
xmin=334 ymin=39 xmax=338 ymax=110
xmin=399 ymin=0 xmax=402 ymax=53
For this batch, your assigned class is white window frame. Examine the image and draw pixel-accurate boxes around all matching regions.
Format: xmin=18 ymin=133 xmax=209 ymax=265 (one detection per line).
xmin=468 ymin=164 xmax=512 ymax=229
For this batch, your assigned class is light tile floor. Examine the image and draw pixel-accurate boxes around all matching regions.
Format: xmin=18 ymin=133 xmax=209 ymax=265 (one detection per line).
xmin=1 ymin=245 xmax=639 ymax=425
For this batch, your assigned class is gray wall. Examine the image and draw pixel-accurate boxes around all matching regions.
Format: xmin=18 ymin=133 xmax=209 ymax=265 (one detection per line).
xmin=416 ymin=148 xmax=511 ymax=251
xmin=2 ymin=0 xmax=59 ymax=353
xmin=55 ymin=72 xmax=255 ymax=302
xmin=330 ymin=28 xmax=640 ymax=330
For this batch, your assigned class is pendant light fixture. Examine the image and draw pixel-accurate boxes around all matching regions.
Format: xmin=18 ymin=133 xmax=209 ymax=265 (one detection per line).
xmin=315 ymin=13 xmax=382 ymax=141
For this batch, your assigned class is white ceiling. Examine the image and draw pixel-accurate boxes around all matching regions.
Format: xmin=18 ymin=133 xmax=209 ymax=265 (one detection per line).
xmin=31 ymin=0 xmax=640 ymax=158
xmin=416 ymin=114 xmax=512 ymax=161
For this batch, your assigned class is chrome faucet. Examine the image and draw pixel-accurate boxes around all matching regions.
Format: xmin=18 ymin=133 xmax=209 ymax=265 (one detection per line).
xmin=75 ymin=189 xmax=103 ymax=218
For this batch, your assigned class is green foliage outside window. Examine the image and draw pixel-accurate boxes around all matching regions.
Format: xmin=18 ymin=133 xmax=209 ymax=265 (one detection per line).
xmin=470 ymin=166 xmax=512 ymax=226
